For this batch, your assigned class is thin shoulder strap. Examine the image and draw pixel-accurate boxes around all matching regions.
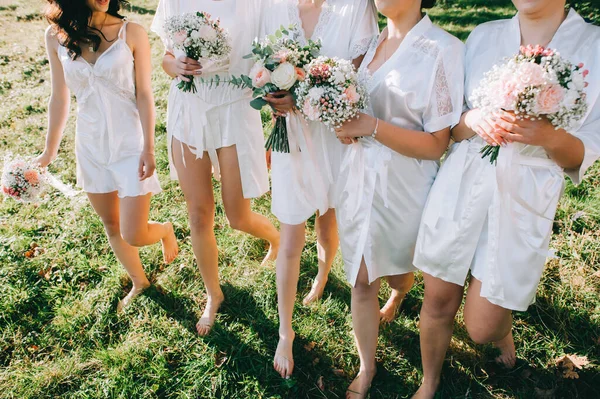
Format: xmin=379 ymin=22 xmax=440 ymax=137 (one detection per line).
xmin=119 ymin=19 xmax=129 ymax=41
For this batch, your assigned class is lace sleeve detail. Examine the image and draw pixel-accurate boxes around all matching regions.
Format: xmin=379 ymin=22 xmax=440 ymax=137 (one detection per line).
xmin=434 ymin=58 xmax=453 ymax=117
xmin=351 ymin=36 xmax=375 ymax=60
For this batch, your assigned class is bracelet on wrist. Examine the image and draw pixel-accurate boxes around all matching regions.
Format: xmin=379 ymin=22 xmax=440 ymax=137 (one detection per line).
xmin=371 ymin=118 xmax=380 ymax=139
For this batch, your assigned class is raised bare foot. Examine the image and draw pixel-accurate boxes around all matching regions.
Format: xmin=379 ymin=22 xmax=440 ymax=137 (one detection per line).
xmin=117 ymin=280 xmax=151 ymax=313
xmin=411 ymin=381 xmax=439 ymax=399
xmin=161 ymin=222 xmax=179 ymax=264
xmin=494 ymin=330 xmax=516 ymax=368
xmin=273 ymin=332 xmax=295 ymax=379
xmin=346 ymin=368 xmax=376 ymax=399
xmin=196 ymin=292 xmax=225 ymax=336
xmin=302 ymin=276 xmax=328 ymax=305
xmin=260 ymin=239 xmax=279 ymax=267
xmin=380 ymin=290 xmax=405 ymax=323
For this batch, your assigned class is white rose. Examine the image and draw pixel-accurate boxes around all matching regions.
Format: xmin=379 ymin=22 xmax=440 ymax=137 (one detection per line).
xmin=308 ymin=87 xmax=325 ymax=102
xmin=271 ymin=62 xmax=298 ymax=90
xmin=199 ymin=25 xmax=218 ymax=42
xmin=190 ymin=30 xmax=201 ymax=40
xmin=570 ymin=71 xmax=585 ymax=91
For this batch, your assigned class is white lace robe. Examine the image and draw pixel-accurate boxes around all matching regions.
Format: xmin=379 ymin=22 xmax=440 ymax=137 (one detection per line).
xmin=263 ymin=0 xmax=379 ymax=225
xmin=336 ymin=15 xmax=465 ymax=286
xmin=414 ymin=9 xmax=600 ymax=311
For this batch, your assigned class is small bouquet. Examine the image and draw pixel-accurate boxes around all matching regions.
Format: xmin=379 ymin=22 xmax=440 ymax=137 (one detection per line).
xmin=471 ymin=45 xmax=589 ymax=164
xmin=165 ymin=11 xmax=231 ymax=93
xmin=295 ymin=56 xmax=369 ymax=131
xmin=2 ymin=156 xmax=46 ymax=203
xmin=202 ymin=25 xmax=321 ymax=153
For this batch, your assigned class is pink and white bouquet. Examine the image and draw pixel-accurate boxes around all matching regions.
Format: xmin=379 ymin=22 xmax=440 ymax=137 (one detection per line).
xmin=471 ymin=45 xmax=589 ymax=163
xmin=295 ymin=56 xmax=368 ymax=131
xmin=2 ymin=156 xmax=46 ymax=203
xmin=237 ymin=25 xmax=321 ymax=153
xmin=165 ymin=11 xmax=231 ymax=93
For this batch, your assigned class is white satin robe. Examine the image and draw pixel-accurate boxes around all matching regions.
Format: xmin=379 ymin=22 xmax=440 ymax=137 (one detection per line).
xmin=263 ymin=0 xmax=379 ymax=225
xmin=151 ymin=0 xmax=269 ymax=199
xmin=414 ymin=9 xmax=600 ymax=311
xmin=337 ymin=16 xmax=465 ymax=286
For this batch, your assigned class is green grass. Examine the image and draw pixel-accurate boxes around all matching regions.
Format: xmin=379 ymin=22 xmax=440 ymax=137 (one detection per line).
xmin=1 ymin=1 xmax=599 ymax=398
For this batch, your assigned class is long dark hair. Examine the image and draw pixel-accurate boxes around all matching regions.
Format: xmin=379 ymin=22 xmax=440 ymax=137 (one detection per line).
xmin=422 ymin=0 xmax=437 ymax=9
xmin=45 ymin=0 xmax=128 ymax=60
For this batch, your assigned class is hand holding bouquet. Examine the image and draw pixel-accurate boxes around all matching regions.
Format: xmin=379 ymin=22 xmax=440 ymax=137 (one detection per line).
xmin=471 ymin=45 xmax=589 ymax=163
xmin=295 ymin=56 xmax=369 ymax=132
xmin=165 ymin=11 xmax=231 ymax=93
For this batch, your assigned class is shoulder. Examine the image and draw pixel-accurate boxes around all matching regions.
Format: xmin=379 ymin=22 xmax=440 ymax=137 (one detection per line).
xmin=428 ymin=24 xmax=464 ymax=53
xmin=466 ymin=18 xmax=511 ymax=47
xmin=125 ymin=21 xmax=148 ymax=38
xmin=413 ymin=24 xmax=464 ymax=61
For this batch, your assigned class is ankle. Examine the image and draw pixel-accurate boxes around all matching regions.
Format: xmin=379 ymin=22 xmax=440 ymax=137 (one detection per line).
xmin=420 ymin=377 xmax=440 ymax=392
xmin=278 ymin=329 xmax=295 ymax=341
xmin=133 ymin=279 xmax=151 ymax=289
xmin=208 ymin=290 xmax=225 ymax=302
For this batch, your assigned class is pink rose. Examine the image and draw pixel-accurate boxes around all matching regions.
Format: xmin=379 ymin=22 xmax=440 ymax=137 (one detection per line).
xmin=274 ymin=50 xmax=290 ymax=63
xmin=250 ymin=63 xmax=271 ymax=88
xmin=344 ymin=85 xmax=360 ymax=104
xmin=517 ymin=62 xmax=545 ymax=88
xmin=303 ymin=99 xmax=321 ymax=121
xmin=295 ymin=67 xmax=306 ymax=81
xmin=173 ymin=30 xmax=188 ymax=46
xmin=536 ymin=84 xmax=564 ymax=115
xmin=24 ymin=170 xmax=40 ymax=185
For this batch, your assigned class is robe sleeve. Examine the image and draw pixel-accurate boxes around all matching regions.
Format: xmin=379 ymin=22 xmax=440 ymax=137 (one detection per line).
xmin=348 ymin=0 xmax=379 ymax=61
xmin=423 ymin=40 xmax=466 ymax=133
xmin=564 ymin=97 xmax=600 ymax=184
xmin=151 ymin=0 xmax=172 ymax=51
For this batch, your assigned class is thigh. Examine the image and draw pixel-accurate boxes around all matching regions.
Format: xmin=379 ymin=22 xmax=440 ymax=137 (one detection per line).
xmin=315 ymin=208 xmax=337 ymax=233
xmin=172 ymin=137 xmax=215 ymax=212
xmin=464 ymin=277 xmax=512 ymax=334
xmin=279 ymin=222 xmax=307 ymax=258
xmin=217 ymin=145 xmax=250 ymax=214
xmin=120 ymin=193 xmax=152 ymax=235
xmin=87 ymin=192 xmax=120 ymax=227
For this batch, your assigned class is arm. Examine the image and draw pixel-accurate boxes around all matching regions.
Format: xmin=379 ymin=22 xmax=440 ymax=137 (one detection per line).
xmin=36 ymin=26 xmax=71 ymax=167
xmin=129 ymin=23 xmax=157 ymax=181
xmin=162 ymin=51 xmax=203 ymax=82
xmin=452 ymin=108 xmax=508 ymax=146
xmin=336 ymin=113 xmax=451 ymax=161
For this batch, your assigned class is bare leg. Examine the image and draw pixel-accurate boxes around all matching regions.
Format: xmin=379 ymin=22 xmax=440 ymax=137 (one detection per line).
xmin=172 ymin=138 xmax=223 ymax=336
xmin=120 ymin=193 xmax=179 ymax=264
xmin=347 ymin=260 xmax=379 ymax=399
xmin=412 ymin=273 xmax=463 ymax=399
xmin=380 ymin=272 xmax=415 ymax=323
xmin=464 ymin=277 xmax=515 ymax=368
xmin=218 ymin=145 xmax=280 ymax=267
xmin=273 ymin=222 xmax=306 ymax=378
xmin=303 ymin=209 xmax=339 ymax=305
xmin=87 ymin=192 xmax=150 ymax=312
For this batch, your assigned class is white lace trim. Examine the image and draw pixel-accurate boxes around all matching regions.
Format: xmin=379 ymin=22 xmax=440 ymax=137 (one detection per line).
xmin=350 ymin=36 xmax=375 ymax=60
xmin=288 ymin=0 xmax=333 ymax=44
xmin=411 ymin=35 xmax=440 ymax=59
xmin=433 ymin=57 xmax=453 ymax=117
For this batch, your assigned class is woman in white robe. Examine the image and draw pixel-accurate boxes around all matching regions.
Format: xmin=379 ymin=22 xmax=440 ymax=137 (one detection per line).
xmin=260 ymin=0 xmax=379 ymax=379
xmin=335 ymin=0 xmax=465 ymax=396
xmin=151 ymin=0 xmax=280 ymax=336
xmin=412 ymin=1 xmax=600 ymax=397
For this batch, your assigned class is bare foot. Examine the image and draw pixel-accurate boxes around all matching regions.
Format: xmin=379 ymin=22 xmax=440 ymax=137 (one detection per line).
xmin=346 ymin=368 xmax=376 ymax=399
xmin=117 ymin=280 xmax=151 ymax=313
xmin=380 ymin=290 xmax=405 ymax=323
xmin=260 ymin=239 xmax=279 ymax=267
xmin=411 ymin=381 xmax=439 ymax=399
xmin=273 ymin=333 xmax=295 ymax=379
xmin=196 ymin=292 xmax=225 ymax=336
xmin=494 ymin=330 xmax=516 ymax=368
xmin=161 ymin=222 xmax=179 ymax=264
xmin=302 ymin=276 xmax=328 ymax=305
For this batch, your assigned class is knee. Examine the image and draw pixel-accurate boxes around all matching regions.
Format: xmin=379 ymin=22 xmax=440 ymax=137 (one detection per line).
xmin=188 ymin=205 xmax=214 ymax=233
xmin=388 ymin=273 xmax=415 ymax=294
xmin=353 ymin=276 xmax=378 ymax=300
xmin=101 ymin=219 xmax=121 ymax=239
xmin=422 ymin=293 xmax=460 ymax=321
xmin=226 ymin=212 xmax=250 ymax=232
xmin=466 ymin=324 xmax=496 ymax=345
xmin=277 ymin=242 xmax=303 ymax=263
xmin=121 ymin=228 xmax=146 ymax=247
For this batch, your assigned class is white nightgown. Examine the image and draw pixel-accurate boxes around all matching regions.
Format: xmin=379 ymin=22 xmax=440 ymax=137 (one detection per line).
xmin=336 ymin=16 xmax=465 ymax=286
xmin=151 ymin=0 xmax=269 ymax=199
xmin=414 ymin=9 xmax=600 ymax=311
xmin=58 ymin=21 xmax=162 ymax=198
xmin=263 ymin=0 xmax=379 ymax=225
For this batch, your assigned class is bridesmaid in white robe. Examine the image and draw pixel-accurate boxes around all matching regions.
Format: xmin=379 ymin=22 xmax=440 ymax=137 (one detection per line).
xmin=412 ymin=1 xmax=600 ymax=397
xmin=335 ymin=0 xmax=465 ymax=396
xmin=152 ymin=0 xmax=280 ymax=336
xmin=261 ymin=0 xmax=378 ymax=379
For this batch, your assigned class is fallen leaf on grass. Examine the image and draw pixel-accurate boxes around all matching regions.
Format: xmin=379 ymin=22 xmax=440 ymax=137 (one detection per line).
xmin=304 ymin=342 xmax=316 ymax=352
xmin=554 ymin=354 xmax=589 ymax=379
xmin=317 ymin=376 xmax=325 ymax=391
xmin=25 ymin=242 xmax=45 ymax=259
xmin=215 ymin=351 xmax=227 ymax=367
xmin=332 ymin=369 xmax=345 ymax=377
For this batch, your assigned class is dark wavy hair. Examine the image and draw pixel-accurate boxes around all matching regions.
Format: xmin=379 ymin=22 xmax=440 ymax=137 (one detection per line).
xmin=45 ymin=0 xmax=128 ymax=60
xmin=422 ymin=0 xmax=437 ymax=9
